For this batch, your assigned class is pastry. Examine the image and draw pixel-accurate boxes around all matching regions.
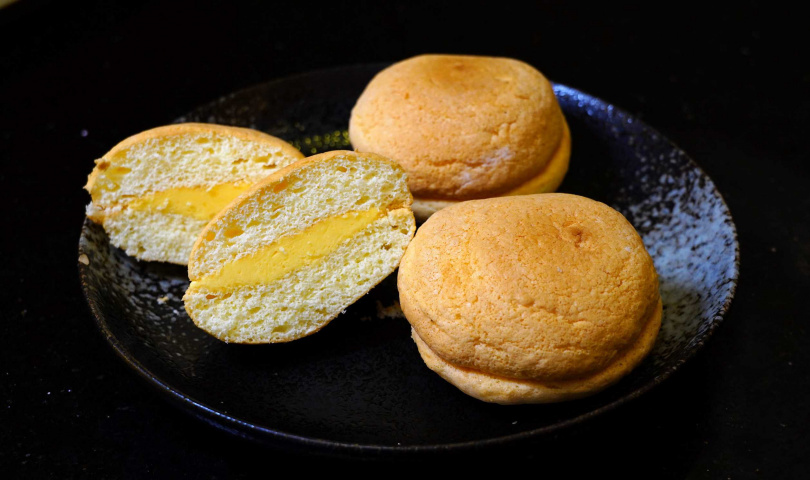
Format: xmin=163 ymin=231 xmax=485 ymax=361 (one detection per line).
xmin=398 ymin=193 xmax=661 ymax=404
xmin=349 ymin=54 xmax=571 ymax=221
xmin=84 ymin=123 xmax=304 ymax=264
xmin=184 ymin=150 xmax=415 ymax=343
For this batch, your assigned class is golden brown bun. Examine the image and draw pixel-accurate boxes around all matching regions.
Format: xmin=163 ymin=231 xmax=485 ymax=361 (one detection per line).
xmin=408 ymin=120 xmax=570 ymax=221
xmin=398 ymin=193 xmax=662 ymax=404
xmin=349 ymin=54 xmax=570 ymax=218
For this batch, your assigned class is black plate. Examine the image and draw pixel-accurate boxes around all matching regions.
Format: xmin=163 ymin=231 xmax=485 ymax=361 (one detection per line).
xmin=78 ymin=63 xmax=739 ymax=455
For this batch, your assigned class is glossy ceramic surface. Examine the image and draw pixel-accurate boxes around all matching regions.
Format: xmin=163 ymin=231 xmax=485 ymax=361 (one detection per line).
xmin=78 ymin=64 xmax=739 ymax=454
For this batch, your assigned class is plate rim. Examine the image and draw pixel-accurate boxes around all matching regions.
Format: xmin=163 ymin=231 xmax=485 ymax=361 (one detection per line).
xmin=78 ymin=63 xmax=741 ymax=455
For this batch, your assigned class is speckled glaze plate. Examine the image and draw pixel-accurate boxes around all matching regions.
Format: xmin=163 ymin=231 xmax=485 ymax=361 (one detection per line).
xmin=78 ymin=63 xmax=739 ymax=455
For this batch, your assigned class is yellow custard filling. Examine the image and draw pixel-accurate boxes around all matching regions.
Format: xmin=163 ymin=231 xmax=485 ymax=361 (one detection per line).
xmin=191 ymin=207 xmax=382 ymax=292
xmin=87 ymin=159 xmax=253 ymax=220
xmin=125 ymin=183 xmax=253 ymax=220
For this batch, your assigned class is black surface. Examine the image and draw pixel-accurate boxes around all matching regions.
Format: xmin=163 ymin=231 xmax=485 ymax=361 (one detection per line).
xmin=1 ymin=0 xmax=807 ymax=477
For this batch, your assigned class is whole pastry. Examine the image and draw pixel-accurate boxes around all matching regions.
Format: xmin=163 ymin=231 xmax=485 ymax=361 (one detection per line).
xmin=398 ymin=194 xmax=662 ymax=404
xmin=349 ymin=54 xmax=571 ymax=221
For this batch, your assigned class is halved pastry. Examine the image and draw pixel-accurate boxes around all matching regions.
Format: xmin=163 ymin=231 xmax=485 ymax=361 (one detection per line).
xmin=84 ymin=123 xmax=304 ymax=264
xmin=183 ymin=150 xmax=416 ymax=343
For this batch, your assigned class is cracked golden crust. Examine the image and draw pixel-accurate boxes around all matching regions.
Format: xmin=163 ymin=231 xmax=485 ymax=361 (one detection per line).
xmin=398 ymin=194 xmax=661 ymax=401
xmin=349 ymin=54 xmax=569 ymax=200
xmin=410 ymin=120 xmax=570 ymax=221
xmin=412 ymin=296 xmax=661 ymax=404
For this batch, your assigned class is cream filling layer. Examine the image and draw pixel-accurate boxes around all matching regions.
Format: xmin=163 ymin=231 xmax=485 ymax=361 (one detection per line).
xmin=126 ymin=183 xmax=252 ymax=220
xmin=190 ymin=207 xmax=382 ymax=292
xmin=92 ymin=182 xmax=253 ymax=221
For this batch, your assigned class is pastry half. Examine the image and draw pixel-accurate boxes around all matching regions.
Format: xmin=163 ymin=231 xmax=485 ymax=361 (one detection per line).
xmin=349 ymin=54 xmax=571 ymax=221
xmin=184 ymin=150 xmax=416 ymax=343
xmin=84 ymin=123 xmax=304 ymax=264
xmin=398 ymin=194 xmax=662 ymax=404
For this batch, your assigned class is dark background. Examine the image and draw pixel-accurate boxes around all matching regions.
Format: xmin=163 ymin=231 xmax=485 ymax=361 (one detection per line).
xmin=1 ymin=0 xmax=808 ymax=477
